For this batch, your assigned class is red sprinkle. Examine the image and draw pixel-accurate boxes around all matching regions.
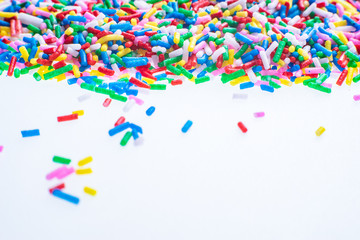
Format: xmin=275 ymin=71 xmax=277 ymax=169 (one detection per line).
xmin=115 ymin=116 xmax=125 ymax=126
xmin=57 ymin=114 xmax=78 ymax=122
xmin=237 ymin=122 xmax=248 ymax=133
xmin=49 ymin=183 xmax=65 ymax=193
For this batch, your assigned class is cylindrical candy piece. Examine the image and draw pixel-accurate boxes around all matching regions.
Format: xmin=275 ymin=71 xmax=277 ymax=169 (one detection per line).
xmin=315 ymin=126 xmax=326 ymax=136
xmin=146 ymin=106 xmax=155 ymax=116
xmin=237 ymin=122 xmax=248 ymax=133
xmin=181 ymin=120 xmax=193 ymax=133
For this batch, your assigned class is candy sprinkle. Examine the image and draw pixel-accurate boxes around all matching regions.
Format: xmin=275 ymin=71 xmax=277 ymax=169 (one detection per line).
xmin=53 ymin=156 xmax=71 ymax=165
xmin=52 ymin=189 xmax=80 ymax=205
xmin=182 ymin=120 xmax=193 ymax=133
xmin=316 ymin=126 xmax=326 ymax=137
xmin=21 ymin=129 xmax=40 ymax=138
xmin=84 ymin=187 xmax=97 ymax=196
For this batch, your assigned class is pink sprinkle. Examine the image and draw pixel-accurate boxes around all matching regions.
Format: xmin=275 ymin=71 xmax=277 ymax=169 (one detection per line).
xmin=0 ymin=145 xmax=3 ymax=152
xmin=255 ymin=80 xmax=269 ymax=86
xmin=321 ymin=83 xmax=332 ymax=88
xmin=354 ymin=95 xmax=360 ymax=101
xmin=128 ymin=95 xmax=144 ymax=105
xmin=212 ymin=67 xmax=225 ymax=76
xmin=56 ymin=167 xmax=75 ymax=180
xmin=77 ymin=79 xmax=84 ymax=86
xmin=46 ymin=165 xmax=67 ymax=180
xmin=254 ymin=112 xmax=265 ymax=118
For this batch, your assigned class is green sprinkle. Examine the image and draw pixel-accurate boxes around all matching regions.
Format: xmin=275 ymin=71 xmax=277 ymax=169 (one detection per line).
xmin=43 ymin=65 xmax=73 ymax=80
xmin=308 ymin=82 xmax=331 ymax=93
xmin=221 ymin=69 xmax=246 ymax=84
xmin=53 ymin=156 xmax=71 ymax=165
xmin=195 ymin=76 xmax=210 ymax=84
xmin=33 ymin=72 xmax=42 ymax=81
xmin=80 ymin=83 xmax=95 ymax=91
xmin=27 ymin=24 xmax=41 ymax=34
xmin=14 ymin=69 xmax=20 ymax=78
xmin=120 ymin=131 xmax=132 ymax=146
xmin=150 ymin=84 xmax=167 ymax=90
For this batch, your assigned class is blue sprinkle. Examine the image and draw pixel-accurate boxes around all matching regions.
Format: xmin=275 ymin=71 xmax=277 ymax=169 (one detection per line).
xmin=52 ymin=190 xmax=79 ymax=205
xmin=240 ymin=81 xmax=254 ymax=90
xmin=21 ymin=129 xmax=40 ymax=138
xmin=67 ymin=15 xmax=86 ymax=22
xmin=181 ymin=120 xmax=193 ymax=133
xmin=108 ymin=122 xmax=130 ymax=136
xmin=146 ymin=106 xmax=156 ymax=116
xmin=260 ymin=84 xmax=275 ymax=93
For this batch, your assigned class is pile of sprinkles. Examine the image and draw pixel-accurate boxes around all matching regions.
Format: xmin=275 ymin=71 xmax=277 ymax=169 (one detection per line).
xmin=2 ymin=0 xmax=360 ymax=201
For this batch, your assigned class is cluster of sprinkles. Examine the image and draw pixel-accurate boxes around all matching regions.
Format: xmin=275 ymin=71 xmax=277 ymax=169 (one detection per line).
xmin=47 ymin=155 xmax=96 ymax=204
xmin=3 ymin=0 xmax=360 ymax=204
xmin=4 ymin=0 xmax=360 ymax=158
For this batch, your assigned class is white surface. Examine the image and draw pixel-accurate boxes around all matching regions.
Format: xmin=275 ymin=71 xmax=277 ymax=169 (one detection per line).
xmin=1 ymin=75 xmax=360 ymax=240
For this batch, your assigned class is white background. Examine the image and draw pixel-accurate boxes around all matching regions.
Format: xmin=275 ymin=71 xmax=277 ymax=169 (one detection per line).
xmin=1 ymin=74 xmax=360 ymax=240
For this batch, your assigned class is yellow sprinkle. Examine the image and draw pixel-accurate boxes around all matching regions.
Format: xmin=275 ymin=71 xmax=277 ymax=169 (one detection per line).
xmin=69 ymin=11 xmax=76 ymax=15
xmin=174 ymin=32 xmax=180 ymax=44
xmin=76 ymin=168 xmax=93 ymax=175
xmin=188 ymin=37 xmax=196 ymax=52
xmin=117 ymin=48 xmax=131 ymax=58
xmin=294 ymin=76 xmax=310 ymax=84
xmin=315 ymin=126 xmax=326 ymax=136
xmin=144 ymin=23 xmax=159 ymax=31
xmin=198 ymin=12 xmax=207 ymax=17
xmin=72 ymin=110 xmax=84 ymax=117
xmin=280 ymin=78 xmax=292 ymax=87
xmin=236 ymin=11 xmax=248 ymax=17
xmin=117 ymin=9 xmax=126 ymax=17
xmin=100 ymin=44 xmax=108 ymax=52
xmin=65 ymin=27 xmax=74 ymax=35
xmin=56 ymin=73 xmax=66 ymax=82
xmin=130 ymin=18 xmax=137 ymax=26
xmin=196 ymin=25 xmax=204 ymax=34
xmin=230 ymin=76 xmax=250 ymax=86
xmin=289 ymin=45 xmax=295 ymax=53
xmin=78 ymin=156 xmax=92 ymax=166
xmin=230 ymin=5 xmax=242 ymax=15
xmin=143 ymin=8 xmax=157 ymax=19
xmin=216 ymin=31 xmax=221 ymax=38
xmin=333 ymin=20 xmax=347 ymax=27
xmin=142 ymin=77 xmax=156 ymax=84
xmin=19 ymin=46 xmax=29 ymax=62
xmin=30 ymin=58 xmax=38 ymax=65
xmin=73 ymin=65 xmax=80 ymax=78
xmin=84 ymin=187 xmax=97 ymax=196
xmin=278 ymin=59 xmax=285 ymax=66
xmin=229 ymin=49 xmax=235 ymax=65
xmin=210 ymin=7 xmax=219 ymax=14
xmin=93 ymin=55 xmax=98 ymax=62
xmin=97 ymin=34 xmax=123 ymax=44
xmin=337 ymin=32 xmax=348 ymax=45
xmin=146 ymin=21 xmax=158 ymax=27
xmin=0 ymin=12 xmax=18 ymax=18
xmin=223 ymin=10 xmax=231 ymax=17
xmin=177 ymin=60 xmax=186 ymax=66
xmin=90 ymin=70 xmax=105 ymax=77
